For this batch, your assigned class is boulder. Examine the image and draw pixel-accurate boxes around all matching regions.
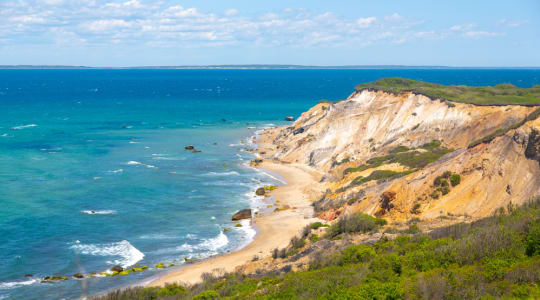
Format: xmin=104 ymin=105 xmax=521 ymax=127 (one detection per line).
xmin=293 ymin=127 xmax=305 ymax=135
xmin=255 ymin=188 xmax=266 ymax=196
xmin=254 ymin=158 xmax=263 ymax=163
xmin=285 ymin=116 xmax=295 ymax=121
xmin=155 ymin=263 xmax=165 ymax=268
xmin=184 ymin=145 xmax=194 ymax=150
xmin=73 ymin=273 xmax=84 ymax=279
xmin=110 ymin=265 xmax=124 ymax=273
xmin=191 ymin=150 xmax=201 ymax=153
xmin=232 ymin=209 xmax=252 ymax=221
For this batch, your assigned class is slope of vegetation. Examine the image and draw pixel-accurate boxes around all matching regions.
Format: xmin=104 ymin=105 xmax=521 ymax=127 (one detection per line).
xmin=355 ymin=77 xmax=540 ymax=106
xmin=94 ymin=198 xmax=540 ymax=300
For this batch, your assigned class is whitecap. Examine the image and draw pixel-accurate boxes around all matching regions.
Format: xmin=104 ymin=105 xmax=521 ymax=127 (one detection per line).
xmin=81 ymin=210 xmax=117 ymax=215
xmin=128 ymin=141 xmax=139 ymax=144
xmin=234 ymin=219 xmax=257 ymax=249
xmin=199 ymin=231 xmax=229 ymax=252
xmin=108 ymin=169 xmax=123 ymax=173
xmin=93 ymin=176 xmax=102 ymax=180
xmin=0 ymin=278 xmax=39 ymax=290
xmin=203 ymin=171 xmax=240 ymax=176
xmin=139 ymin=234 xmax=176 ymax=240
xmin=69 ymin=240 xmax=144 ymax=268
xmin=10 ymin=124 xmax=37 ymax=130
xmin=126 ymin=161 xmax=142 ymax=165
xmin=1 ymin=133 xmax=7 ymax=137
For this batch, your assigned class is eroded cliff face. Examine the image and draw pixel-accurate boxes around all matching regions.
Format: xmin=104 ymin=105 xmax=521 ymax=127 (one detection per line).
xmin=257 ymin=90 xmax=540 ymax=221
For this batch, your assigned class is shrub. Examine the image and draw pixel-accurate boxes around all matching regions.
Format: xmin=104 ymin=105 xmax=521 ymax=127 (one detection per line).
xmin=310 ymin=222 xmax=328 ymax=230
xmin=450 ymin=174 xmax=461 ymax=186
xmin=433 ymin=176 xmax=443 ymax=186
xmin=526 ymin=219 xmax=540 ymax=256
xmin=406 ymin=224 xmax=420 ymax=234
xmin=411 ymin=203 xmax=421 ymax=214
xmin=290 ymin=236 xmax=306 ymax=249
xmin=301 ymin=225 xmax=311 ymax=238
xmin=309 ymin=234 xmax=319 ymax=243
xmin=325 ymin=212 xmax=386 ymax=238
xmin=440 ymin=179 xmax=449 ymax=187
xmin=340 ymin=245 xmax=376 ymax=265
xmin=193 ymin=290 xmax=219 ymax=300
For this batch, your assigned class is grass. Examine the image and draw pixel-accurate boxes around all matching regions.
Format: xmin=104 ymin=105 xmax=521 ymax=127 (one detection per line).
xmin=355 ymin=77 xmax=540 ymax=106
xmin=95 ymin=198 xmax=540 ymax=299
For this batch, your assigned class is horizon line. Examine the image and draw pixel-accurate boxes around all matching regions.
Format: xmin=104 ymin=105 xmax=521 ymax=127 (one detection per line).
xmin=1 ymin=64 xmax=540 ymax=70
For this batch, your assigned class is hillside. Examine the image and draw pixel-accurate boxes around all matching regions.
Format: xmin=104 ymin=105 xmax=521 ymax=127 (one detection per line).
xmin=95 ymin=79 xmax=540 ymax=299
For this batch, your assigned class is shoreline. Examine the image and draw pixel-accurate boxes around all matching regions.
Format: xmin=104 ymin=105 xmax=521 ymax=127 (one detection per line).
xmin=146 ymin=160 xmax=322 ymax=287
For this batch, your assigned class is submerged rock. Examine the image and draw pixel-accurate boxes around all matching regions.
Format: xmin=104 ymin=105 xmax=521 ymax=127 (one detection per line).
xmin=73 ymin=273 xmax=84 ymax=279
xmin=232 ymin=209 xmax=252 ymax=220
xmin=285 ymin=116 xmax=295 ymax=121
xmin=185 ymin=145 xmax=194 ymax=150
xmin=24 ymin=274 xmax=33 ymax=277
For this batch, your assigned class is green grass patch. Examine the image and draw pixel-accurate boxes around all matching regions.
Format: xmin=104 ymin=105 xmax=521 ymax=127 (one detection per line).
xmin=355 ymin=77 xmax=540 ymax=106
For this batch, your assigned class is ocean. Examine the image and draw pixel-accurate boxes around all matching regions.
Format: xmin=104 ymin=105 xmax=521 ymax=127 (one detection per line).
xmin=0 ymin=69 xmax=539 ymax=299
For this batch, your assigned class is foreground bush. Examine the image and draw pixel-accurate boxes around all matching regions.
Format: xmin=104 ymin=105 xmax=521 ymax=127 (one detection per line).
xmin=95 ymin=198 xmax=540 ymax=300
xmin=324 ymin=212 xmax=387 ymax=238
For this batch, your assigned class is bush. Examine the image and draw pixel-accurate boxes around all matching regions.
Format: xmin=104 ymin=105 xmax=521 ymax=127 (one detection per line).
xmin=450 ymin=174 xmax=461 ymax=186
xmin=526 ymin=219 xmax=540 ymax=256
xmin=325 ymin=212 xmax=386 ymax=238
xmin=193 ymin=290 xmax=219 ymax=300
xmin=310 ymin=222 xmax=328 ymax=229
xmin=406 ymin=224 xmax=420 ymax=234
xmin=290 ymin=236 xmax=306 ymax=249
xmin=309 ymin=234 xmax=319 ymax=242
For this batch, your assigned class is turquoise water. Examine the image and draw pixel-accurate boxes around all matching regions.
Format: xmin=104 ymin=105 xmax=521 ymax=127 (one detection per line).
xmin=0 ymin=69 xmax=539 ymax=299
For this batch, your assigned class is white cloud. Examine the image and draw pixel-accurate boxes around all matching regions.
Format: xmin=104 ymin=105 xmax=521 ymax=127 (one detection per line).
xmin=450 ymin=23 xmax=475 ymax=31
xmin=498 ymin=19 xmax=528 ymax=27
xmin=225 ymin=9 xmax=239 ymax=16
xmin=85 ymin=19 xmax=132 ymax=32
xmin=357 ymin=17 xmax=376 ymax=28
xmin=463 ymin=31 xmax=502 ymax=39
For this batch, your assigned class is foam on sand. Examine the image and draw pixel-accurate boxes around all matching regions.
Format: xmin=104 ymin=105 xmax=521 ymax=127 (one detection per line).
xmin=69 ymin=240 xmax=144 ymax=268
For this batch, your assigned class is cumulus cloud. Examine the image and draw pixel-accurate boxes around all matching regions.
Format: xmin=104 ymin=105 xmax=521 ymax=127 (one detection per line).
xmin=0 ymin=1 xmax=505 ymax=49
xmin=498 ymin=19 xmax=528 ymax=27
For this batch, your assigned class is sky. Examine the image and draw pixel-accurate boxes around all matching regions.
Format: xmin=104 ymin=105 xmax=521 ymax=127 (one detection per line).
xmin=0 ymin=0 xmax=539 ymax=67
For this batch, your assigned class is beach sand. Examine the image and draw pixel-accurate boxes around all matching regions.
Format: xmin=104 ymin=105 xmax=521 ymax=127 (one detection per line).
xmin=147 ymin=160 xmax=323 ymax=287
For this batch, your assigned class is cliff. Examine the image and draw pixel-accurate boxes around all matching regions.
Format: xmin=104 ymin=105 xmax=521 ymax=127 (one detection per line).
xmin=258 ymin=89 xmax=540 ymax=221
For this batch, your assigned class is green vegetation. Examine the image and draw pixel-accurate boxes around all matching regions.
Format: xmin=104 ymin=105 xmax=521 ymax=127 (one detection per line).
xmin=325 ymin=212 xmax=387 ymax=239
xmin=430 ymin=171 xmax=461 ymax=198
xmin=344 ymin=140 xmax=452 ymax=175
xmin=355 ymin=77 xmax=540 ymax=106
xmin=469 ymin=107 xmax=540 ymax=148
xmin=96 ymin=198 xmax=540 ymax=299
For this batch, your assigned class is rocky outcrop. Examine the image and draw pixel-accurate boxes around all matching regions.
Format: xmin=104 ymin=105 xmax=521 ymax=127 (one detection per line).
xmin=525 ymin=129 xmax=540 ymax=165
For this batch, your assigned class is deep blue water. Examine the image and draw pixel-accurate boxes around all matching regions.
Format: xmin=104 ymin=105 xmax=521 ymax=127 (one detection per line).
xmin=0 ymin=69 xmax=539 ymax=300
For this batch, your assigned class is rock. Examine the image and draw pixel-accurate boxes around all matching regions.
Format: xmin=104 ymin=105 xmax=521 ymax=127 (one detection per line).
xmin=110 ymin=265 xmax=124 ymax=273
xmin=24 ymin=274 xmax=33 ymax=277
xmin=235 ymin=223 xmax=243 ymax=227
xmin=221 ymin=118 xmax=226 ymax=122
xmin=293 ymin=127 xmax=304 ymax=135
xmin=73 ymin=273 xmax=84 ymax=279
xmin=232 ymin=208 xmax=252 ymax=220
xmin=254 ymin=158 xmax=263 ymax=163
xmin=191 ymin=150 xmax=201 ymax=153
xmin=285 ymin=116 xmax=295 ymax=121
xmin=184 ymin=145 xmax=194 ymax=150
xmin=118 ymin=271 xmax=130 ymax=275
xmin=223 ymin=228 xmax=230 ymax=233
xmin=255 ymin=188 xmax=266 ymax=196
xmin=155 ymin=263 xmax=165 ymax=268
xmin=131 ymin=267 xmax=143 ymax=272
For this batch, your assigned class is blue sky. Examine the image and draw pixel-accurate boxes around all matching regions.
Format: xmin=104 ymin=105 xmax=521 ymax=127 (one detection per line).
xmin=0 ymin=0 xmax=538 ymax=66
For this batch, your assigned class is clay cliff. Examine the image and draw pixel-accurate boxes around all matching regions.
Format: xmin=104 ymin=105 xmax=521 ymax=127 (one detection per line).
xmin=257 ymin=89 xmax=540 ymax=222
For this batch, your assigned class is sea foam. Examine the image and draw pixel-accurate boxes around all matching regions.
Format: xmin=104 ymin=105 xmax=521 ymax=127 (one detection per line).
xmin=0 ymin=279 xmax=39 ymax=290
xmin=10 ymin=124 xmax=37 ymax=130
xmin=81 ymin=210 xmax=117 ymax=215
xmin=69 ymin=240 xmax=144 ymax=268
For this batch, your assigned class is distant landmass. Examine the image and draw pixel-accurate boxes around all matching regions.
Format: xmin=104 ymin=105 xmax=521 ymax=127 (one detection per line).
xmin=0 ymin=65 xmax=539 ymax=69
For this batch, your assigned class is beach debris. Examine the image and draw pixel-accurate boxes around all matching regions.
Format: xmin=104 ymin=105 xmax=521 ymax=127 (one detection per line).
xmin=232 ymin=208 xmax=252 ymax=221
xmin=110 ymin=265 xmax=124 ymax=273
xmin=285 ymin=116 xmax=295 ymax=121
xmin=255 ymin=187 xmax=266 ymax=196
xmin=184 ymin=145 xmax=194 ymax=150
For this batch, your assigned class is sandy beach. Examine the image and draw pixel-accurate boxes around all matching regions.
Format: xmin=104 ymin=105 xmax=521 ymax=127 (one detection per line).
xmin=147 ymin=160 xmax=324 ymax=287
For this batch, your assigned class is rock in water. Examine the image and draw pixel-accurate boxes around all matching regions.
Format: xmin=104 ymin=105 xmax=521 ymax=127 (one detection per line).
xmin=73 ymin=273 xmax=84 ymax=279
xmin=185 ymin=145 xmax=194 ymax=150
xmin=285 ymin=116 xmax=294 ymax=121
xmin=110 ymin=265 xmax=123 ymax=273
xmin=255 ymin=187 xmax=266 ymax=196
xmin=232 ymin=209 xmax=252 ymax=220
